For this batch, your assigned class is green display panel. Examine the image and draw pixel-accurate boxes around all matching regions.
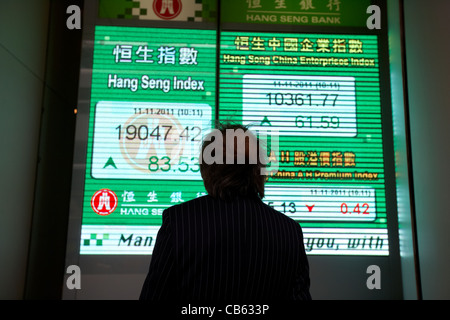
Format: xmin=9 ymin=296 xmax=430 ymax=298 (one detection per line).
xmin=80 ymin=26 xmax=216 ymax=254
xmin=219 ymin=31 xmax=389 ymax=255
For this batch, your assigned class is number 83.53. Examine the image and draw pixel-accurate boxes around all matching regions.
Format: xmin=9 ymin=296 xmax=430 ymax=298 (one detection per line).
xmin=148 ymin=155 xmax=200 ymax=173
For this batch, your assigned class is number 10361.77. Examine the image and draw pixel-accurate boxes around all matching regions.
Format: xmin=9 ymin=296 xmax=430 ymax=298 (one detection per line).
xmin=266 ymin=93 xmax=339 ymax=106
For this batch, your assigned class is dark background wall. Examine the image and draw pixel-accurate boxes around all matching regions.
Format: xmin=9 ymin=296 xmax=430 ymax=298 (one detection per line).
xmin=0 ymin=0 xmax=82 ymax=299
xmin=402 ymin=0 xmax=450 ymax=299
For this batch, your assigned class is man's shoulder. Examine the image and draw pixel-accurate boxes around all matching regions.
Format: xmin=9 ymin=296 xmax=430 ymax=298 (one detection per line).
xmin=164 ymin=195 xmax=212 ymax=213
xmin=166 ymin=195 xmax=301 ymax=227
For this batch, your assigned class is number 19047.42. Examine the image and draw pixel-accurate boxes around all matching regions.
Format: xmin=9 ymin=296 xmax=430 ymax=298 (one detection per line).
xmin=115 ymin=124 xmax=202 ymax=142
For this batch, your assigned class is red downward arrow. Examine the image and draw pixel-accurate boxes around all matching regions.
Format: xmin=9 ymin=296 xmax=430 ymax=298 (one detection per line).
xmin=306 ymin=204 xmax=315 ymax=212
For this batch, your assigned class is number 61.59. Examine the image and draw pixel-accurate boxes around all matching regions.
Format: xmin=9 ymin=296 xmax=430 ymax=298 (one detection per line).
xmin=295 ymin=116 xmax=340 ymax=128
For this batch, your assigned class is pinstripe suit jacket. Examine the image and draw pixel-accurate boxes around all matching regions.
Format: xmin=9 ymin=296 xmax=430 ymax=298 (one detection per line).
xmin=139 ymin=195 xmax=311 ymax=301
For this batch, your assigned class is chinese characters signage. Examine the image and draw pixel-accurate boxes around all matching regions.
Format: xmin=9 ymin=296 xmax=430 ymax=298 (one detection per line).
xmin=112 ymin=44 xmax=199 ymax=65
xmin=221 ymin=0 xmax=371 ymax=26
xmin=231 ymin=35 xmax=365 ymax=54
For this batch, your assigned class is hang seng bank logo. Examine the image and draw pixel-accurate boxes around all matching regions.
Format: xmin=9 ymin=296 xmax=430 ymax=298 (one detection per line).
xmin=91 ymin=189 xmax=118 ymax=215
xmin=153 ymin=0 xmax=182 ymax=20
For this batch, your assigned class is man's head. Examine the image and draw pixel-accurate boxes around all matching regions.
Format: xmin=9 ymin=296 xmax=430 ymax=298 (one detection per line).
xmin=199 ymin=123 xmax=267 ymax=201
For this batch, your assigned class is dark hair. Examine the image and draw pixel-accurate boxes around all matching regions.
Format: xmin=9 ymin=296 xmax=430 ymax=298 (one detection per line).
xmin=199 ymin=122 xmax=267 ymax=201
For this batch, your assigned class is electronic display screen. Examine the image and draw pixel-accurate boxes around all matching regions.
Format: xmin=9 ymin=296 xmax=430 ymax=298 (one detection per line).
xmin=61 ymin=0 xmax=409 ymax=302
xmin=219 ymin=31 xmax=389 ymax=256
xmin=75 ymin=26 xmax=392 ymax=257
xmin=79 ymin=26 xmax=216 ymax=254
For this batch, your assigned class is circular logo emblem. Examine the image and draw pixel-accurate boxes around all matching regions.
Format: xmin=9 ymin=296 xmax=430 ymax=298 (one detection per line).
xmin=153 ymin=0 xmax=182 ymax=20
xmin=119 ymin=112 xmax=186 ymax=174
xmin=91 ymin=189 xmax=118 ymax=216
